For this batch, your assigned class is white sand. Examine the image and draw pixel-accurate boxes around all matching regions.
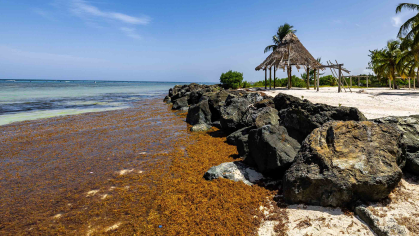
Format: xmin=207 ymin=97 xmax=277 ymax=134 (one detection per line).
xmin=257 ymin=176 xmax=419 ymax=235
xmin=262 ymin=87 xmax=419 ymax=119
xmin=258 ymin=203 xmax=373 ymax=236
xmin=365 ymin=176 xmax=419 ymax=235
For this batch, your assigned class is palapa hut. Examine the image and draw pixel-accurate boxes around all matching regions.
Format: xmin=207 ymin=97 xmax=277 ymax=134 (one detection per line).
xmin=255 ymin=32 xmax=322 ymax=89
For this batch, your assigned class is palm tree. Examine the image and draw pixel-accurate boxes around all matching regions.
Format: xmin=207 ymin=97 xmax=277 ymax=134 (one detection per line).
xmin=396 ymin=3 xmax=419 ymax=44
xmin=264 ymin=23 xmax=296 ymax=53
xmin=369 ymin=40 xmax=403 ymax=89
xmin=398 ymin=37 xmax=419 ymax=86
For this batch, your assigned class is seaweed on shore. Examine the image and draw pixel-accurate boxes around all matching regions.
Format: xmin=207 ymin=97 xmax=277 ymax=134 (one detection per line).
xmin=0 ymin=99 xmax=279 ymax=235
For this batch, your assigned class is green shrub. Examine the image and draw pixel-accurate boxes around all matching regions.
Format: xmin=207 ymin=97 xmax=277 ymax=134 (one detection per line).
xmin=242 ymin=81 xmax=251 ymax=88
xmin=220 ymin=70 xmax=243 ymax=89
xmin=319 ymin=75 xmax=336 ymax=86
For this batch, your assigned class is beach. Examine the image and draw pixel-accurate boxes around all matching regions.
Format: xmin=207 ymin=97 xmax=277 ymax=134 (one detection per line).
xmin=263 ymin=87 xmax=419 ymax=119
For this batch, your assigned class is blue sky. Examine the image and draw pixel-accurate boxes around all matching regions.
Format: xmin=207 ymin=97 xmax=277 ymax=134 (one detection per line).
xmin=0 ymin=0 xmax=416 ymax=82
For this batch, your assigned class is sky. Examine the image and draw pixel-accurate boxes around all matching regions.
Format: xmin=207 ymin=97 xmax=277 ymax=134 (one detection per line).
xmin=0 ymin=0 xmax=416 ymax=82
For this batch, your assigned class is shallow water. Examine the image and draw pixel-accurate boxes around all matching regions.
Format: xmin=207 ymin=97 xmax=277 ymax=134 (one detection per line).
xmin=0 ymin=80 xmax=190 ymax=126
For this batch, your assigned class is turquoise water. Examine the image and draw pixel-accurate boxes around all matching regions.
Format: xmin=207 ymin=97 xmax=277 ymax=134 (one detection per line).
xmin=0 ymin=80 xmax=190 ymax=126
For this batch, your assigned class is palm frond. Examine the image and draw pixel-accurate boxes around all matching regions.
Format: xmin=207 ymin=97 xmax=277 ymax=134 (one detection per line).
xmin=396 ymin=3 xmax=419 ymax=13
xmin=264 ymin=45 xmax=277 ymax=53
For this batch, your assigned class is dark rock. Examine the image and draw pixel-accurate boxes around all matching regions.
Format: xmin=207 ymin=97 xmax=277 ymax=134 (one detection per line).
xmin=211 ymin=121 xmax=222 ymax=129
xmin=203 ymin=161 xmax=265 ymax=186
xmin=186 ymin=100 xmax=212 ymax=125
xmin=226 ymin=126 xmax=254 ymax=160
xmin=374 ymin=115 xmax=419 ymax=175
xmin=220 ymin=95 xmax=251 ymax=132
xmin=163 ymin=96 xmax=171 ymax=104
xmin=274 ymin=93 xmax=367 ymax=143
xmin=201 ymin=91 xmax=230 ymax=121
xmin=172 ymin=96 xmax=189 ymax=110
xmin=226 ymin=126 xmax=253 ymax=146
xmin=241 ymin=107 xmax=280 ymax=128
xmin=246 ymin=125 xmax=300 ymax=176
xmin=283 ymin=121 xmax=405 ymax=207
xmin=254 ymin=99 xmax=275 ymax=109
xmin=188 ymin=91 xmax=202 ymax=105
xmin=242 ymin=92 xmax=264 ymax=104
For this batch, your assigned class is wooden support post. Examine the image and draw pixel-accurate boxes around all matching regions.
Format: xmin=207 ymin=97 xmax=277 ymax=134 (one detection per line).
xmin=269 ymin=67 xmax=272 ymax=90
xmin=290 ymin=67 xmax=293 ymax=88
xmin=338 ymin=65 xmax=342 ymax=93
xmin=409 ymin=77 xmax=411 ymax=90
xmin=313 ymin=69 xmax=317 ymax=90
xmin=287 ymin=67 xmax=291 ymax=89
xmin=264 ymin=69 xmax=267 ymax=89
xmin=350 ymin=77 xmax=352 ymax=88
xmin=306 ymin=66 xmax=310 ymax=89
xmin=366 ymin=76 xmax=368 ymax=88
xmin=273 ymin=66 xmax=276 ymax=89
xmin=317 ymin=69 xmax=319 ymax=92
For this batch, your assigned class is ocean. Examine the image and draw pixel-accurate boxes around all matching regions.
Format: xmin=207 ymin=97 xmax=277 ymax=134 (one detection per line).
xmin=0 ymin=80 xmax=190 ymax=126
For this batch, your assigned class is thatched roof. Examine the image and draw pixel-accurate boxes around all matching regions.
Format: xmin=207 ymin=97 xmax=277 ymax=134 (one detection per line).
xmin=255 ymin=32 xmax=322 ymax=71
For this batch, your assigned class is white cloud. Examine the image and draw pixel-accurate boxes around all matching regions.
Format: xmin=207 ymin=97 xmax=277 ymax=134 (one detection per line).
xmin=120 ymin=27 xmax=141 ymax=39
xmin=392 ymin=16 xmax=402 ymax=27
xmin=71 ymin=0 xmax=150 ymax=25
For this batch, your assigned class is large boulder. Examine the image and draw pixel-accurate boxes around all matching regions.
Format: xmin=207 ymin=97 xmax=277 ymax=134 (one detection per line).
xmin=172 ymin=96 xmax=189 ymax=110
xmin=274 ymin=93 xmax=367 ymax=143
xmin=226 ymin=126 xmax=253 ymax=145
xmin=374 ymin=115 xmax=419 ymax=175
xmin=188 ymin=91 xmax=202 ymax=105
xmin=201 ymin=91 xmax=230 ymax=121
xmin=186 ymin=99 xmax=212 ymax=125
xmin=241 ymin=106 xmax=280 ymax=128
xmin=226 ymin=126 xmax=253 ymax=159
xmin=246 ymin=125 xmax=301 ymax=176
xmin=283 ymin=121 xmax=405 ymax=207
xmin=220 ymin=95 xmax=251 ymax=132
xmin=203 ymin=161 xmax=265 ymax=186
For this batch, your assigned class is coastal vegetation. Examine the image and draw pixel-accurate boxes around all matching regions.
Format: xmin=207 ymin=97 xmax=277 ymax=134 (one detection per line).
xmin=219 ymin=70 xmax=243 ymax=89
xmin=368 ymin=3 xmax=419 ymax=89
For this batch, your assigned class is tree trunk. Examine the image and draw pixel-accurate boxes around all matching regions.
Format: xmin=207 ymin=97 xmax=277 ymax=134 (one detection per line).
xmin=290 ymin=67 xmax=293 ymax=88
xmin=393 ymin=75 xmax=396 ymax=90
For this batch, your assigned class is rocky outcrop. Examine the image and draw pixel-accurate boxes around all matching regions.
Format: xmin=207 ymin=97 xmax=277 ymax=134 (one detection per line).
xmin=203 ymin=161 xmax=265 ymax=186
xmin=226 ymin=126 xmax=253 ymax=159
xmin=374 ymin=115 xmax=419 ymax=175
xmin=246 ymin=125 xmax=301 ymax=176
xmin=172 ymin=96 xmax=189 ymax=110
xmin=167 ymin=84 xmax=223 ymax=111
xmin=283 ymin=121 xmax=405 ymax=207
xmin=273 ymin=93 xmax=367 ymax=143
xmin=241 ymin=107 xmax=280 ymax=128
xmin=186 ymin=100 xmax=212 ymax=125
xmin=201 ymin=90 xmax=230 ymax=121
xmin=220 ymin=95 xmax=251 ymax=132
